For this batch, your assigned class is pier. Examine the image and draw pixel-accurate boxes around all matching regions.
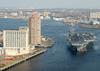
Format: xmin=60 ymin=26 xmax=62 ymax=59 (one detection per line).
xmin=0 ymin=49 xmax=47 ymax=71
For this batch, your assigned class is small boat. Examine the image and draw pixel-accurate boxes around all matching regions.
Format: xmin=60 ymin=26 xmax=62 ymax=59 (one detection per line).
xmin=46 ymin=24 xmax=48 ymax=26
xmin=5 ymin=57 xmax=14 ymax=60
xmin=52 ymin=51 xmax=54 ymax=53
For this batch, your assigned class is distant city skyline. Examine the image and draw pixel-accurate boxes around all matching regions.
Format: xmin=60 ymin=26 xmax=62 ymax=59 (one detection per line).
xmin=0 ymin=0 xmax=100 ymax=8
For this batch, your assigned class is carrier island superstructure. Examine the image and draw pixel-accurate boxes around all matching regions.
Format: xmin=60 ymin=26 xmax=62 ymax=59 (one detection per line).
xmin=66 ymin=25 xmax=96 ymax=52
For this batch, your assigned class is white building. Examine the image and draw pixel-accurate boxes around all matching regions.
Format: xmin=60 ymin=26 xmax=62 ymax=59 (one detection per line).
xmin=90 ymin=12 xmax=100 ymax=19
xmin=53 ymin=17 xmax=65 ymax=21
xmin=89 ymin=21 xmax=100 ymax=25
xmin=0 ymin=31 xmax=3 ymax=35
xmin=40 ymin=16 xmax=44 ymax=19
xmin=3 ymin=26 xmax=33 ymax=56
xmin=11 ymin=13 xmax=18 ymax=16
xmin=45 ymin=16 xmax=51 ymax=19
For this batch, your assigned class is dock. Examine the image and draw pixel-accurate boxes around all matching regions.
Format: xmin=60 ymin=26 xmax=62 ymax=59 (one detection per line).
xmin=0 ymin=49 xmax=47 ymax=71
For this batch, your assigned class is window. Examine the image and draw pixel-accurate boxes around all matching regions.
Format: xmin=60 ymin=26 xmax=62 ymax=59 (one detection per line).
xmin=23 ymin=48 xmax=26 ymax=50
xmin=6 ymin=32 xmax=7 ymax=34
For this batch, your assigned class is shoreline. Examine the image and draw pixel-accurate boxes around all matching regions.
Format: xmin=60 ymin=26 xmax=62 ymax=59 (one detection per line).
xmin=63 ymin=22 xmax=100 ymax=29
xmin=40 ymin=38 xmax=54 ymax=48
xmin=78 ymin=24 xmax=100 ymax=29
xmin=0 ymin=18 xmax=51 ymax=21
xmin=0 ymin=49 xmax=47 ymax=71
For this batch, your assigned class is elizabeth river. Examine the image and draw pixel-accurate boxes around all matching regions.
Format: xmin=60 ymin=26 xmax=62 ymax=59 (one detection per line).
xmin=0 ymin=19 xmax=100 ymax=71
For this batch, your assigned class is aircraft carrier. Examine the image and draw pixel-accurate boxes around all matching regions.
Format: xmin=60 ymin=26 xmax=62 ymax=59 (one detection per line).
xmin=66 ymin=25 xmax=96 ymax=52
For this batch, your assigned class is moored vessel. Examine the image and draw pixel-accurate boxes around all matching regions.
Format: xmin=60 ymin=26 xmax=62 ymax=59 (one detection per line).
xmin=66 ymin=24 xmax=96 ymax=52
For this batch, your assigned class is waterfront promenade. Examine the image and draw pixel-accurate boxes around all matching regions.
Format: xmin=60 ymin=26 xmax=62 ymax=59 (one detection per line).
xmin=0 ymin=49 xmax=47 ymax=71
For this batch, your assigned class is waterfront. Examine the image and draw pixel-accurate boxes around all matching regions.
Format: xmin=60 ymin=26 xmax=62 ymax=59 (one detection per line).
xmin=0 ymin=48 xmax=47 ymax=71
xmin=0 ymin=19 xmax=100 ymax=71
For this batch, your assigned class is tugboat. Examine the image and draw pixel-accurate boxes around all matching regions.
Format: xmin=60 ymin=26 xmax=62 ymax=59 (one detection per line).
xmin=66 ymin=24 xmax=96 ymax=52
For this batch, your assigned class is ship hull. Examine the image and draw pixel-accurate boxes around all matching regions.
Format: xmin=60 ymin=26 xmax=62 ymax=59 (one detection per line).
xmin=68 ymin=42 xmax=94 ymax=52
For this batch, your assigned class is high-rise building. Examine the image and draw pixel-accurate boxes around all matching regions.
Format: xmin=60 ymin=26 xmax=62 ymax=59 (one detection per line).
xmin=28 ymin=14 xmax=41 ymax=46
xmin=3 ymin=26 xmax=31 ymax=56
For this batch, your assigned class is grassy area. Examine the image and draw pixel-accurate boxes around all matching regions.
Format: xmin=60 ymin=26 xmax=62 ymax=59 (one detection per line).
xmin=0 ymin=48 xmax=46 ymax=68
xmin=78 ymin=24 xmax=100 ymax=29
xmin=42 ymin=40 xmax=50 ymax=44
xmin=2 ymin=56 xmax=25 ymax=68
xmin=41 ymin=38 xmax=53 ymax=47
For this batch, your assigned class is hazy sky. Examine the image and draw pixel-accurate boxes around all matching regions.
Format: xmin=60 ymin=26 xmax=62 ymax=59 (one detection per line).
xmin=0 ymin=0 xmax=100 ymax=8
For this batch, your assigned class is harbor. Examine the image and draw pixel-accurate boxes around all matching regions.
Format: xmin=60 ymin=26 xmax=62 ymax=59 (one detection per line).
xmin=0 ymin=19 xmax=100 ymax=71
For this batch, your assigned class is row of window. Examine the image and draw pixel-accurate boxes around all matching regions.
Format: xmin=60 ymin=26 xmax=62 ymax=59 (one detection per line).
xmin=0 ymin=49 xmax=5 ymax=55
xmin=5 ymin=31 xmax=26 ymax=47
xmin=6 ymin=31 xmax=26 ymax=35
xmin=6 ymin=48 xmax=26 ymax=50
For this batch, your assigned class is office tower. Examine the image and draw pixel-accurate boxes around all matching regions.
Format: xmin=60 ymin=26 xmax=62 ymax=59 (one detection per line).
xmin=28 ymin=14 xmax=41 ymax=46
xmin=3 ymin=27 xmax=31 ymax=56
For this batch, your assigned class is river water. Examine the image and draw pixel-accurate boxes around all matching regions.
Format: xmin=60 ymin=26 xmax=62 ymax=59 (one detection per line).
xmin=0 ymin=19 xmax=100 ymax=71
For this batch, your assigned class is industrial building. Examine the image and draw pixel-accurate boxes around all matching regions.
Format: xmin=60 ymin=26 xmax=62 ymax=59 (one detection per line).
xmin=89 ymin=21 xmax=100 ymax=25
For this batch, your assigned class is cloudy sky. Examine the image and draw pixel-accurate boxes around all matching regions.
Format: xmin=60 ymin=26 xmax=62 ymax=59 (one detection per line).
xmin=0 ymin=0 xmax=100 ymax=8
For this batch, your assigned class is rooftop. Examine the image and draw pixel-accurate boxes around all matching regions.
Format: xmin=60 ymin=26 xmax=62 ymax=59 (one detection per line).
xmin=4 ymin=26 xmax=29 ymax=30
xmin=19 ymin=26 xmax=28 ymax=28
xmin=4 ymin=29 xmax=19 ymax=30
